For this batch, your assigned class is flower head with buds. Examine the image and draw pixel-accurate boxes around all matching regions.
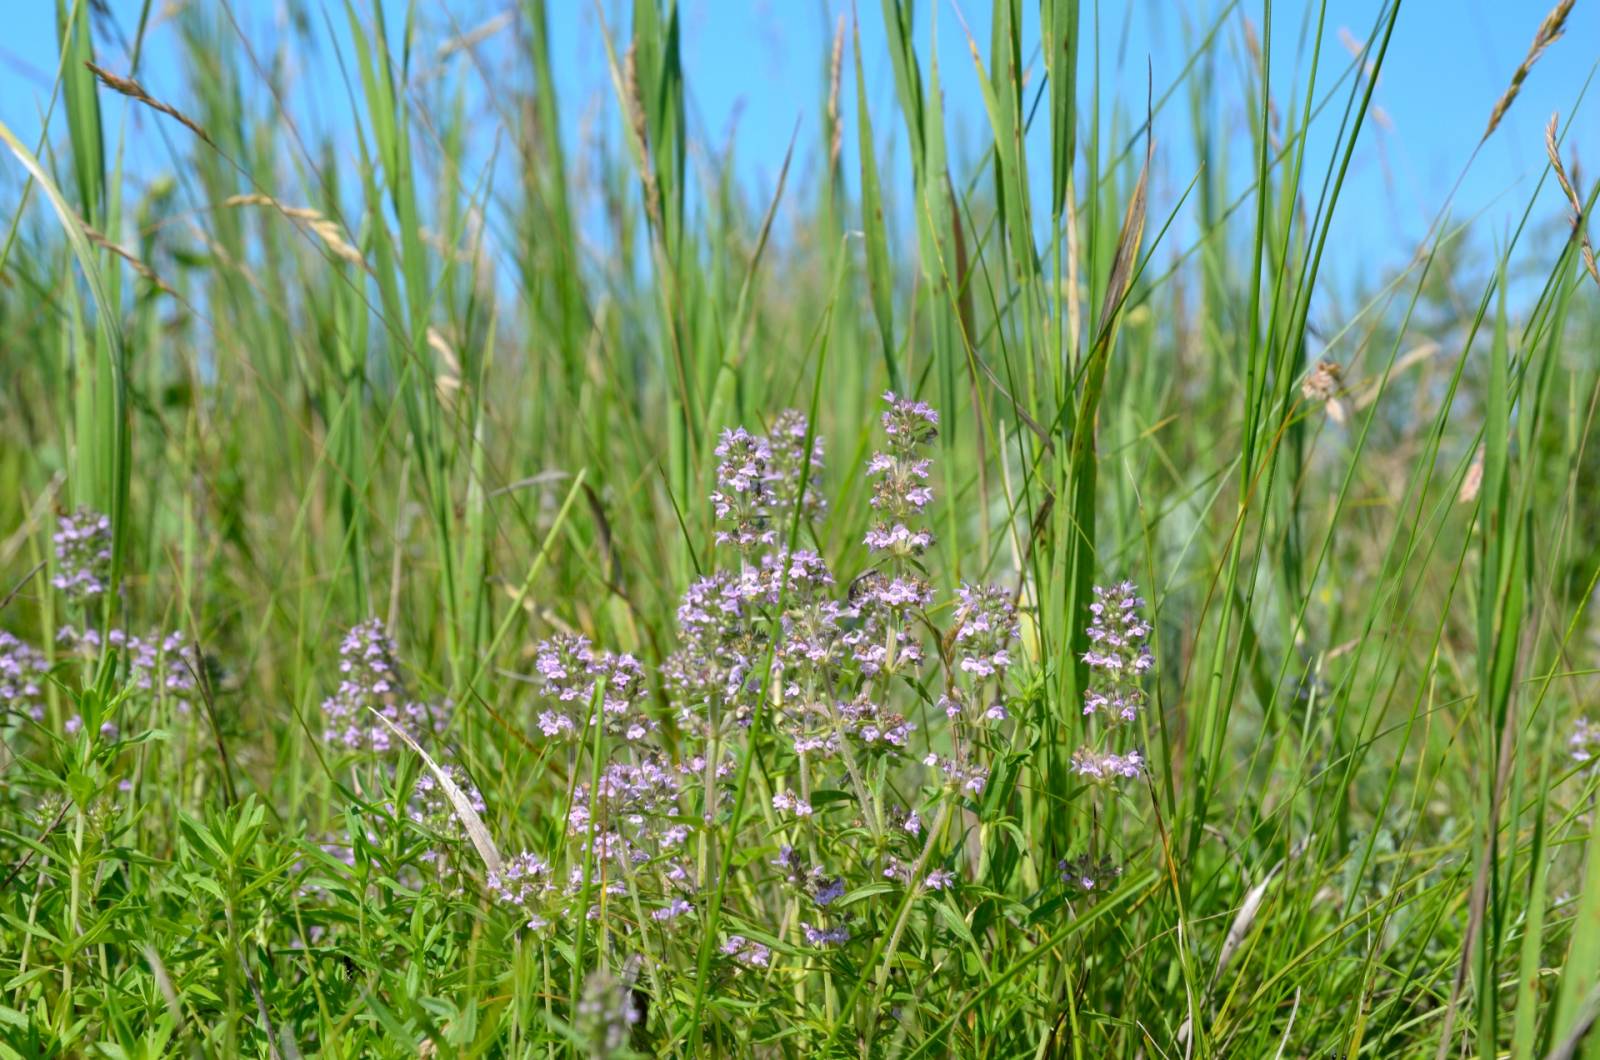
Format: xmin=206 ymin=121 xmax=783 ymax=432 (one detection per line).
xmin=0 ymin=631 xmax=47 ymax=722
xmin=953 ymin=583 xmax=1019 ymax=680
xmin=320 ymin=619 xmax=445 ymax=753
xmin=864 ymin=393 xmax=938 ymax=558
xmin=52 ymin=509 xmax=112 ymax=602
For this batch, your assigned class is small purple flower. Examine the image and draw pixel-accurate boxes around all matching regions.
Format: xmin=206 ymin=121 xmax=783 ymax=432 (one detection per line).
xmin=865 ymin=394 xmax=939 ymax=559
xmin=651 ymin=897 xmax=693 ymax=922
xmin=1081 ymin=582 xmax=1154 ymax=726
xmin=722 ymin=934 xmax=772 ymax=968
xmin=531 ymin=634 xmax=650 ymax=741
xmin=1070 ymin=747 xmax=1145 ymax=781
xmin=1058 ymin=854 xmax=1121 ymax=893
xmin=0 ymin=631 xmax=47 ymax=720
xmin=772 ymin=790 xmax=814 ymax=817
xmin=880 ymin=392 xmax=939 ymax=447
xmin=320 ymin=619 xmax=445 ymax=754
xmin=488 ymin=850 xmax=558 ymax=931
xmin=801 ymin=921 xmax=850 ymax=947
xmin=952 ymin=583 xmax=1020 ymax=683
xmin=924 ymin=753 xmax=989 ymax=796
xmin=1572 ymin=717 xmax=1600 ymax=764
xmin=51 ymin=508 xmax=112 ymax=602
xmin=711 ymin=427 xmax=777 ymax=552
xmin=925 ymin=868 xmax=956 ymax=891
xmin=61 ymin=713 xmax=115 ymax=740
xmin=813 ymin=876 xmax=846 ymax=906
xmin=765 ymin=409 xmax=827 ymax=523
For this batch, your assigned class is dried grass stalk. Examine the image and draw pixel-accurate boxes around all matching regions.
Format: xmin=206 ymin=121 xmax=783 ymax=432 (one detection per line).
xmin=367 ymin=708 xmax=503 ymax=875
xmin=79 ymin=218 xmax=176 ymax=296
xmin=85 ymin=61 xmax=214 ymax=148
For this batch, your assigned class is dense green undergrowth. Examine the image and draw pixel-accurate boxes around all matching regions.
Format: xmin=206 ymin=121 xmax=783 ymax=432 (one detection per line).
xmin=2 ymin=0 xmax=1600 ymax=1056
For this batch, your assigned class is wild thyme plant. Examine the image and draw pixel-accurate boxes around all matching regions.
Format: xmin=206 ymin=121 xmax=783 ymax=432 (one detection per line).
xmin=462 ymin=394 xmax=1154 ymax=1036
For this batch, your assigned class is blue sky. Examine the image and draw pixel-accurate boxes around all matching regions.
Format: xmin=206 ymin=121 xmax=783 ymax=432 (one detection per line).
xmin=1 ymin=0 xmax=1595 ymax=290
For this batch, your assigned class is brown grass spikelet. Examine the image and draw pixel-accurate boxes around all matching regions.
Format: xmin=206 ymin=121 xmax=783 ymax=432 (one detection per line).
xmin=78 ymin=217 xmax=176 ymax=297
xmin=85 ymin=61 xmax=214 ymax=148
xmin=1482 ymin=0 xmax=1574 ymax=142
xmin=1544 ymin=112 xmax=1600 ymax=291
xmin=827 ymin=15 xmax=845 ymax=173
xmin=622 ymin=42 xmax=664 ymax=238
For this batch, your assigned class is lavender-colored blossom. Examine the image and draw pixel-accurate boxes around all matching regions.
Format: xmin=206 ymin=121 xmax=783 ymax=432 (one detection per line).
xmin=320 ymin=619 xmax=445 ymax=753
xmin=1070 ymin=747 xmax=1145 ymax=781
xmin=124 ymin=630 xmax=198 ymax=702
xmin=1069 ymin=582 xmax=1153 ymax=791
xmin=925 ymin=868 xmax=956 ymax=891
xmin=1571 ymin=717 xmax=1600 ymax=763
xmin=836 ymin=693 xmax=914 ymax=751
xmin=775 ymin=598 xmax=848 ymax=675
xmin=721 ymin=935 xmax=772 ymax=968
xmin=407 ymin=764 xmax=487 ymax=832
xmin=51 ymin=508 xmax=112 ymax=602
xmin=0 ymin=631 xmax=47 ymax=721
xmin=488 ymin=850 xmax=558 ymax=931
xmin=63 ymin=714 xmax=118 ymax=740
xmin=841 ymin=598 xmax=926 ymax=676
xmin=865 ymin=393 xmax=938 ymax=559
xmin=772 ymin=790 xmax=814 ymax=817
xmin=801 ymin=921 xmax=850 ymax=947
xmin=765 ymin=409 xmax=827 ymax=523
xmin=1080 ymin=582 xmax=1153 ymax=724
xmin=1057 ymin=854 xmax=1121 ymax=893
xmin=651 ymin=897 xmax=693 ymax=922
xmin=567 ymin=758 xmax=683 ymax=866
xmin=662 ymin=572 xmax=766 ymax=714
xmin=760 ymin=547 xmax=834 ymax=600
xmin=953 ymin=583 xmax=1020 ymax=681
xmin=574 ymin=966 xmax=642 ymax=1055
xmin=710 ymin=413 xmax=827 ymax=555
xmin=55 ymin=626 xmax=197 ymax=710
xmin=812 ymin=876 xmax=846 ymax=906
xmin=772 ymin=844 xmax=834 ymax=901
xmin=880 ymin=391 xmax=940 ymax=449
xmin=532 ymin=634 xmax=650 ymax=741
xmin=711 ymin=427 xmax=777 ymax=552
xmin=923 ymin=753 xmax=990 ymax=796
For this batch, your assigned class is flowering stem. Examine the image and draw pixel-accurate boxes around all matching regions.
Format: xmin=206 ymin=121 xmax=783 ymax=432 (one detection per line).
xmin=833 ymin=797 xmax=954 ymax=1049
xmin=569 ymin=677 xmax=608 ymax=1013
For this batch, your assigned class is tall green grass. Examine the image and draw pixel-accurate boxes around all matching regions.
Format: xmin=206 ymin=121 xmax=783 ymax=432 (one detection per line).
xmin=1 ymin=0 xmax=1598 ymax=1055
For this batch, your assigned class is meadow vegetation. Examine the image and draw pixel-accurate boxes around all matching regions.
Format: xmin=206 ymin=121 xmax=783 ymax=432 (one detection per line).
xmin=2 ymin=0 xmax=1599 ymax=1055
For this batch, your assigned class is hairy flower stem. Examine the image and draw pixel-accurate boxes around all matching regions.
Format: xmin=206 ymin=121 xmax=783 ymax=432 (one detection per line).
xmin=834 ymin=720 xmax=878 ymax=837
xmin=861 ymin=798 xmax=954 ymax=1043
xmin=698 ymin=707 xmax=720 ymax=889
xmin=570 ymin=679 xmax=609 ymax=1011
